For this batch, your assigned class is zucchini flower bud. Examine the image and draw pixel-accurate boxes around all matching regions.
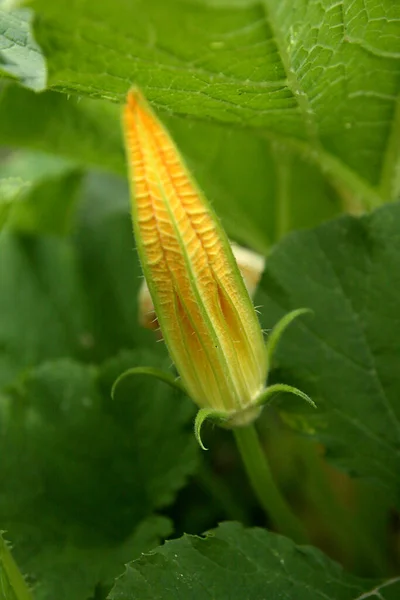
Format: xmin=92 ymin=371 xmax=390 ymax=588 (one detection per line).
xmin=120 ymin=89 xmax=314 ymax=444
xmin=138 ymin=242 xmax=265 ymax=333
xmin=123 ymin=89 xmax=267 ymax=426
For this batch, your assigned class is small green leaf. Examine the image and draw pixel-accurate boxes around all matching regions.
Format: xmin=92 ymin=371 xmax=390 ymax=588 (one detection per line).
xmin=108 ymin=521 xmax=400 ymax=600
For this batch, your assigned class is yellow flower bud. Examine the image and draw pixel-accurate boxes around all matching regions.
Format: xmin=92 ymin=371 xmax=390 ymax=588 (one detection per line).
xmin=138 ymin=242 xmax=265 ymax=333
xmin=123 ymin=89 xmax=267 ymax=425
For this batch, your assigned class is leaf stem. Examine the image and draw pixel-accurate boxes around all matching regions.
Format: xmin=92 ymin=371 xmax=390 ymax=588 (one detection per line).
xmin=233 ymin=424 xmax=308 ymax=544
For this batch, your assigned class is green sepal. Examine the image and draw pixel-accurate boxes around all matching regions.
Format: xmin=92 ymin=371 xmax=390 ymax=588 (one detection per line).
xmin=266 ymin=308 xmax=313 ymax=366
xmin=194 ymin=408 xmax=228 ymax=450
xmin=255 ymin=383 xmax=316 ymax=410
xmin=0 ymin=531 xmax=33 ymax=600
xmin=111 ymin=366 xmax=187 ymax=399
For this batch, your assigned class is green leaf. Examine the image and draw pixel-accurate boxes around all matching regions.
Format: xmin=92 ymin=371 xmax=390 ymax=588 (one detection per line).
xmin=0 ymin=170 xmax=165 ymax=387
xmin=0 ymin=85 xmax=125 ymax=174
xmin=0 ymin=7 xmax=45 ymax=90
xmin=0 ymin=533 xmax=32 ymax=600
xmin=31 ymin=0 xmax=400 ymax=203
xmin=0 ymin=151 xmax=83 ymax=235
xmin=0 ymin=177 xmax=29 ymax=231
xmin=170 ymin=117 xmax=342 ymax=250
xmin=74 ymin=172 xmax=161 ymax=359
xmin=0 ymin=84 xmax=342 ymax=250
xmin=0 ymin=231 xmax=89 ymax=387
xmin=257 ymin=201 xmax=400 ymax=503
xmin=108 ymin=521 xmax=400 ymax=599
xmin=0 ymin=353 xmax=198 ymax=599
xmin=0 ymin=153 xmax=86 ymax=383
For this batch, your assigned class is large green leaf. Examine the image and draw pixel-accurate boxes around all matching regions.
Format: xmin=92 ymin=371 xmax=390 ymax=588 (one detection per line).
xmin=0 ymin=231 xmax=89 ymax=387
xmin=257 ymin=201 xmax=400 ymax=504
xmin=0 ymin=354 xmax=197 ymax=600
xmin=0 ymin=84 xmax=342 ymax=250
xmin=31 ymin=0 xmax=400 ymax=204
xmin=109 ymin=521 xmax=400 ymax=599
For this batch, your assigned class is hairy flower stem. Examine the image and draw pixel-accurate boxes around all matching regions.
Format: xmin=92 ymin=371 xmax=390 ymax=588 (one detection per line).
xmin=233 ymin=424 xmax=308 ymax=544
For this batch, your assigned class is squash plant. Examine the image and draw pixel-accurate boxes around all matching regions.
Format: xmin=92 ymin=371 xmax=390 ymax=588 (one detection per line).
xmin=0 ymin=1 xmax=400 ymax=599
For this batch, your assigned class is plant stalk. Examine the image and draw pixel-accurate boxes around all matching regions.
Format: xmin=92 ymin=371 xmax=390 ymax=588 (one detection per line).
xmin=233 ymin=423 xmax=308 ymax=544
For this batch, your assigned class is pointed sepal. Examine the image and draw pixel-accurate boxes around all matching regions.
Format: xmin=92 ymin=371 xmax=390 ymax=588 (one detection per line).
xmin=266 ymin=308 xmax=313 ymax=366
xmin=194 ymin=408 xmax=228 ymax=450
xmin=255 ymin=383 xmax=316 ymax=410
xmin=111 ymin=366 xmax=186 ymax=400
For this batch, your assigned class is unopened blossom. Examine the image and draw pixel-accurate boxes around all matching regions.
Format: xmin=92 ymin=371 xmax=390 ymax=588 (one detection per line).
xmin=138 ymin=242 xmax=265 ymax=332
xmin=123 ymin=89 xmax=267 ymax=425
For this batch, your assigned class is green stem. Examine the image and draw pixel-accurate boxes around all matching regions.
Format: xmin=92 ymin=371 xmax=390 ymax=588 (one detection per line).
xmin=233 ymin=424 xmax=308 ymax=544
